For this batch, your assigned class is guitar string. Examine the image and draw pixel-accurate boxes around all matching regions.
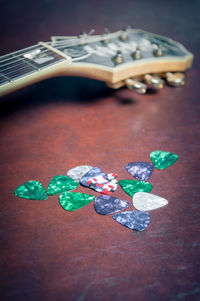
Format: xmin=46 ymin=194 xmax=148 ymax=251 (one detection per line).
xmin=0 ymin=36 xmax=90 ymax=60
xmin=0 ymin=41 xmax=77 ymax=64
xmin=0 ymin=36 xmax=100 ymax=63
xmin=0 ymin=34 xmax=111 ymax=66
xmin=0 ymin=35 xmax=118 ymax=79
xmin=0 ymin=30 xmax=129 ymax=69
xmin=0 ymin=48 xmax=63 ymax=70
xmin=0 ymin=43 xmax=78 ymax=73
xmin=0 ymin=42 xmax=89 ymax=73
xmin=47 ymin=35 xmax=111 ymax=46
xmin=0 ymin=43 xmax=80 ymax=80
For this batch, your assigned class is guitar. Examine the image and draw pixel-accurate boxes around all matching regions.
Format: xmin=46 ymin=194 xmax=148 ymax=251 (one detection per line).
xmin=0 ymin=27 xmax=193 ymax=97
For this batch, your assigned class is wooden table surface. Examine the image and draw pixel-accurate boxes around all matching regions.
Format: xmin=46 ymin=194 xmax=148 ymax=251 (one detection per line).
xmin=0 ymin=1 xmax=200 ymax=300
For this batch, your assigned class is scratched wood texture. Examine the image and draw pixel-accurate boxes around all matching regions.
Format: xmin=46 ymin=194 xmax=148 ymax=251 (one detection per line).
xmin=0 ymin=1 xmax=200 ymax=300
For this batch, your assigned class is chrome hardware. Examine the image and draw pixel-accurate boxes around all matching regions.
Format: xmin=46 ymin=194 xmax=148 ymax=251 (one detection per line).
xmin=120 ymin=26 xmax=131 ymax=41
xmin=154 ymin=44 xmax=163 ymax=57
xmin=165 ymin=72 xmax=185 ymax=87
xmin=88 ymin=29 xmax=95 ymax=35
xmin=78 ymin=30 xmax=95 ymax=45
xmin=112 ymin=50 xmax=124 ymax=64
xmin=132 ymin=46 xmax=142 ymax=60
xmin=144 ymin=74 xmax=164 ymax=89
xmin=78 ymin=32 xmax=87 ymax=45
xmin=101 ymin=28 xmax=110 ymax=44
xmin=125 ymin=78 xmax=147 ymax=94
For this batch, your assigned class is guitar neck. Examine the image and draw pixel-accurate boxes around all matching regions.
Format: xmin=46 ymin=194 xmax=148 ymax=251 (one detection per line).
xmin=0 ymin=42 xmax=71 ymax=97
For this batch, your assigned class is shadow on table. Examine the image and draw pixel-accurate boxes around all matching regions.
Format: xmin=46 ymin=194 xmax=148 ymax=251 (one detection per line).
xmin=0 ymin=76 xmax=113 ymax=118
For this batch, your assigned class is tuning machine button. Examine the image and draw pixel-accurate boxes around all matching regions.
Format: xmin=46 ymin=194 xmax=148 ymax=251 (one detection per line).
xmin=144 ymin=74 xmax=164 ymax=89
xmin=165 ymin=72 xmax=185 ymax=87
xmin=112 ymin=50 xmax=124 ymax=64
xmin=125 ymin=78 xmax=147 ymax=94
xmin=132 ymin=46 xmax=142 ymax=60
xmin=153 ymin=44 xmax=163 ymax=57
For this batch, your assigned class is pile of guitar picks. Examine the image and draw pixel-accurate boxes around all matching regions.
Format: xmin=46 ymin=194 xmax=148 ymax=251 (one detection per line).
xmin=14 ymin=150 xmax=179 ymax=232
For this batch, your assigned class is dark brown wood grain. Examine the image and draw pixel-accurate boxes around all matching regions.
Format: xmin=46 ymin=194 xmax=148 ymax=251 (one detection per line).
xmin=0 ymin=1 xmax=200 ymax=300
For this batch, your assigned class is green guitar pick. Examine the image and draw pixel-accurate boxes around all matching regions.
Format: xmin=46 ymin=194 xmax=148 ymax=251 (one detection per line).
xmin=14 ymin=180 xmax=48 ymax=200
xmin=47 ymin=175 xmax=79 ymax=195
xmin=119 ymin=180 xmax=152 ymax=197
xmin=150 ymin=150 xmax=179 ymax=170
xmin=59 ymin=192 xmax=95 ymax=211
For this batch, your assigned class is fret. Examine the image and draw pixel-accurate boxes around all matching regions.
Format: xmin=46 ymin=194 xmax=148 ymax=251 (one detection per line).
xmin=0 ymin=44 xmax=65 ymax=85
xmin=18 ymin=56 xmax=40 ymax=71
xmin=1 ymin=65 xmax=37 ymax=81
xmin=0 ymin=45 xmax=40 ymax=61
xmin=0 ymin=58 xmax=31 ymax=72
xmin=0 ymin=55 xmax=39 ymax=71
xmin=3 ymin=64 xmax=36 ymax=75
xmin=0 ymin=56 xmax=23 ymax=68
xmin=0 ymin=73 xmax=11 ymax=84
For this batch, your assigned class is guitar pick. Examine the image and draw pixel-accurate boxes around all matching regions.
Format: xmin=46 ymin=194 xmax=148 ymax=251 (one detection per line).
xmin=126 ymin=162 xmax=154 ymax=181
xmin=66 ymin=165 xmax=93 ymax=182
xmin=59 ymin=192 xmax=95 ymax=211
xmin=47 ymin=175 xmax=79 ymax=195
xmin=94 ymin=195 xmax=130 ymax=215
xmin=80 ymin=167 xmax=107 ymax=187
xmin=133 ymin=192 xmax=168 ymax=211
xmin=87 ymin=173 xmax=118 ymax=194
xmin=14 ymin=180 xmax=48 ymax=200
xmin=119 ymin=180 xmax=152 ymax=197
xmin=112 ymin=211 xmax=150 ymax=231
xmin=150 ymin=150 xmax=179 ymax=169
xmin=80 ymin=167 xmax=118 ymax=194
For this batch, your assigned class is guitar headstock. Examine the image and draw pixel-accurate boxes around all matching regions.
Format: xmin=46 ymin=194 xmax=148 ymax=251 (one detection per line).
xmin=0 ymin=27 xmax=194 ymax=97
xmin=50 ymin=27 xmax=193 ymax=93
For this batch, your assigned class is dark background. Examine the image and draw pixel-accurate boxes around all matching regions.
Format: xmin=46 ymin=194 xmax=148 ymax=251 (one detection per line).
xmin=0 ymin=1 xmax=200 ymax=300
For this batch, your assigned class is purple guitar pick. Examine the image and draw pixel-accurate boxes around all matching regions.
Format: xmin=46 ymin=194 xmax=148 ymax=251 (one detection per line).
xmin=112 ymin=210 xmax=150 ymax=231
xmin=94 ymin=195 xmax=130 ymax=215
xmin=126 ymin=162 xmax=154 ymax=181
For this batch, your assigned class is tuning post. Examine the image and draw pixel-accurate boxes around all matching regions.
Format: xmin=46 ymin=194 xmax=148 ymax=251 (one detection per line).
xmin=125 ymin=78 xmax=147 ymax=94
xmin=112 ymin=50 xmax=124 ymax=64
xmin=132 ymin=46 xmax=142 ymax=60
xmin=144 ymin=74 xmax=164 ymax=89
xmin=78 ymin=31 xmax=87 ymax=45
xmin=120 ymin=26 xmax=131 ymax=41
xmin=154 ymin=44 xmax=163 ymax=57
xmin=88 ymin=29 xmax=95 ymax=35
xmin=101 ymin=28 xmax=110 ymax=44
xmin=78 ymin=29 xmax=95 ymax=45
xmin=165 ymin=72 xmax=185 ymax=87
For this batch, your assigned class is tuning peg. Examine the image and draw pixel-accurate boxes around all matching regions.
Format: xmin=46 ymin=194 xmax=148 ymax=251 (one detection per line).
xmin=79 ymin=29 xmax=95 ymax=37
xmin=165 ymin=72 xmax=185 ymax=87
xmin=154 ymin=44 xmax=163 ymax=57
xmin=112 ymin=50 xmax=124 ymax=64
xmin=132 ymin=46 xmax=142 ymax=60
xmin=78 ymin=32 xmax=87 ymax=45
xmin=101 ymin=28 xmax=110 ymax=44
xmin=144 ymin=74 xmax=164 ymax=89
xmin=125 ymin=78 xmax=147 ymax=94
xmin=78 ymin=29 xmax=95 ymax=45
xmin=88 ymin=29 xmax=95 ymax=35
xmin=120 ymin=26 xmax=131 ymax=41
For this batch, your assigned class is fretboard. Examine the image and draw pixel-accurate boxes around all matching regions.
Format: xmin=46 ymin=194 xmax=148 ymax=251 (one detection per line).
xmin=0 ymin=44 xmax=66 ymax=86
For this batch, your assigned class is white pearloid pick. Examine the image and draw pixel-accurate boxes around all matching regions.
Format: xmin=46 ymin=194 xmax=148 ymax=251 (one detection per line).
xmin=67 ymin=165 xmax=93 ymax=182
xmin=133 ymin=192 xmax=168 ymax=211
